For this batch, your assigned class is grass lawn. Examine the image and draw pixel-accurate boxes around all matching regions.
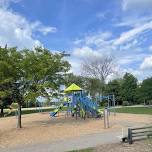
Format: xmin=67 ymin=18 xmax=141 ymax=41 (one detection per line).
xmin=68 ymin=139 xmax=152 ymax=152
xmin=2 ymin=106 xmax=69 ymax=117
xmin=2 ymin=106 xmax=152 ymax=118
xmin=2 ymin=107 xmax=55 ymax=117
xmin=112 ymin=107 xmax=152 ymax=115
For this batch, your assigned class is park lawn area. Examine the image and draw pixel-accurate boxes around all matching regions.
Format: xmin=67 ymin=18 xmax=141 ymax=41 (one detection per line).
xmin=2 ymin=106 xmax=68 ymax=117
xmin=3 ymin=107 xmax=55 ymax=117
xmin=113 ymin=107 xmax=152 ymax=115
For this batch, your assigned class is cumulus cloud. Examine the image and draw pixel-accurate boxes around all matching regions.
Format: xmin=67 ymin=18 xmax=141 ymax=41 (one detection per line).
xmin=0 ymin=9 xmax=42 ymax=48
xmin=140 ymin=56 xmax=152 ymax=70
xmin=73 ymin=31 xmax=115 ymax=58
xmin=73 ymin=46 xmax=102 ymax=58
xmin=0 ymin=1 xmax=57 ymax=49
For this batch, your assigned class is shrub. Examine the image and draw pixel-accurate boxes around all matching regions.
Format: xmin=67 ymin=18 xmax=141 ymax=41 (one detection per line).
xmin=122 ymin=101 xmax=130 ymax=106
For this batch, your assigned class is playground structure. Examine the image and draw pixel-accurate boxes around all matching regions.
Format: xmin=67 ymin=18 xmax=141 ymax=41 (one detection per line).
xmin=50 ymin=83 xmax=116 ymax=121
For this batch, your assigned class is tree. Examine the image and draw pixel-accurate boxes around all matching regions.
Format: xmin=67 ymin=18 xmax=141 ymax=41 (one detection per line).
xmin=85 ymin=77 xmax=103 ymax=97
xmin=105 ymin=79 xmax=123 ymax=105
xmin=0 ymin=47 xmax=17 ymax=117
xmin=65 ymin=73 xmax=86 ymax=88
xmin=120 ymin=73 xmax=137 ymax=104
xmin=81 ymin=55 xmax=115 ymax=98
xmin=65 ymin=74 xmax=103 ymax=97
xmin=137 ymin=77 xmax=152 ymax=104
xmin=18 ymin=48 xmax=70 ymax=128
xmin=82 ymin=56 xmax=115 ymax=83
xmin=0 ymin=47 xmax=70 ymax=128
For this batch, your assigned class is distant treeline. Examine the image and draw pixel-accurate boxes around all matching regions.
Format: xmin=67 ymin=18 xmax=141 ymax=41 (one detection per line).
xmin=65 ymin=73 xmax=152 ymax=106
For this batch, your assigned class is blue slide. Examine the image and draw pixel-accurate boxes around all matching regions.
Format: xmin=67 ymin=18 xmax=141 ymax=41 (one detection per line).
xmin=50 ymin=102 xmax=68 ymax=117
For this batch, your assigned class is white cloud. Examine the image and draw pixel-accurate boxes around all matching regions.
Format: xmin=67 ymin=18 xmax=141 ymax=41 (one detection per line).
xmin=73 ymin=46 xmax=102 ymax=59
xmin=72 ymin=27 xmax=151 ymax=81
xmin=67 ymin=58 xmax=82 ymax=75
xmin=113 ymin=21 xmax=152 ymax=45
xmin=73 ymin=31 xmax=115 ymax=58
xmin=0 ymin=8 xmax=42 ymax=48
xmin=30 ymin=21 xmax=57 ymax=35
xmin=140 ymin=56 xmax=152 ymax=70
xmin=118 ymin=53 xmax=146 ymax=65
xmin=74 ymin=31 xmax=112 ymax=46
xmin=0 ymin=3 xmax=57 ymax=49
xmin=122 ymin=0 xmax=152 ymax=11
xmin=115 ymin=16 xmax=152 ymax=28
xmin=38 ymin=26 xmax=57 ymax=35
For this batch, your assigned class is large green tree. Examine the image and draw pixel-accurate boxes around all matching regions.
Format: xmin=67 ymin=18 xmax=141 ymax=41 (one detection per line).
xmin=137 ymin=77 xmax=152 ymax=104
xmin=65 ymin=73 xmax=86 ymax=88
xmin=0 ymin=47 xmax=19 ymax=116
xmin=105 ymin=79 xmax=123 ymax=105
xmin=85 ymin=77 xmax=103 ymax=97
xmin=120 ymin=73 xmax=137 ymax=104
xmin=0 ymin=47 xmax=70 ymax=128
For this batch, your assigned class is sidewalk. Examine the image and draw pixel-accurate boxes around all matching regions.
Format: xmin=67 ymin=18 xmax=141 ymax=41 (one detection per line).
xmin=1 ymin=131 xmax=121 ymax=152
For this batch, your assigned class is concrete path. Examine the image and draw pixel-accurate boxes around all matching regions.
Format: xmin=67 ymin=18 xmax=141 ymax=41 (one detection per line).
xmin=1 ymin=131 xmax=121 ymax=152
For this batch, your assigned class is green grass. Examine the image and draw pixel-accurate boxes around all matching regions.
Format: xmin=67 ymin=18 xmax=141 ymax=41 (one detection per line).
xmin=2 ymin=106 xmax=69 ymax=118
xmin=2 ymin=106 xmax=152 ymax=118
xmin=2 ymin=107 xmax=55 ymax=117
xmin=112 ymin=107 xmax=152 ymax=115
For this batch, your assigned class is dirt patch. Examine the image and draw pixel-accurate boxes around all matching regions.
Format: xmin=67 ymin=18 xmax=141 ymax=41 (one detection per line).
xmin=0 ymin=112 xmax=151 ymax=149
xmin=94 ymin=140 xmax=152 ymax=152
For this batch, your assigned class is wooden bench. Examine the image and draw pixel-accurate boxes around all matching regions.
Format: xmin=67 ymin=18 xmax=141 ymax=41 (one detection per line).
xmin=128 ymin=126 xmax=152 ymax=144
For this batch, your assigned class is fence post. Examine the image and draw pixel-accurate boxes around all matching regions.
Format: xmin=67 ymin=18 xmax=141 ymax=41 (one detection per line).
xmin=128 ymin=128 xmax=132 ymax=144
xmin=104 ymin=108 xmax=109 ymax=129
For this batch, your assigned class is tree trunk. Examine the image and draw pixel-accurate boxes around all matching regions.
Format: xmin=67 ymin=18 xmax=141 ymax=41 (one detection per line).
xmin=17 ymin=102 xmax=22 ymax=128
xmin=0 ymin=106 xmax=4 ymax=117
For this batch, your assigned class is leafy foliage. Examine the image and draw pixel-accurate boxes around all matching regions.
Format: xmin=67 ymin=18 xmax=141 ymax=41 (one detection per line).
xmin=0 ymin=46 xmax=70 ymax=127
xmin=120 ymin=73 xmax=137 ymax=104
xmin=137 ymin=77 xmax=152 ymax=103
xmin=105 ymin=79 xmax=123 ymax=104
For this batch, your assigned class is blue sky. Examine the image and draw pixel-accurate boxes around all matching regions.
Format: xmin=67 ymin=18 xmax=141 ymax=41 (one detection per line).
xmin=0 ymin=0 xmax=152 ymax=81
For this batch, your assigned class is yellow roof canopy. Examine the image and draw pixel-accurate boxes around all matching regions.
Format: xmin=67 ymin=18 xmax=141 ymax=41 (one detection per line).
xmin=64 ymin=83 xmax=82 ymax=93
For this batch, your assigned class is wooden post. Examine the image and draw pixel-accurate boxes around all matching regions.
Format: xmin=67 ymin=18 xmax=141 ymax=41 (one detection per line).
xmin=17 ymin=102 xmax=22 ymax=128
xmin=128 ymin=128 xmax=132 ymax=144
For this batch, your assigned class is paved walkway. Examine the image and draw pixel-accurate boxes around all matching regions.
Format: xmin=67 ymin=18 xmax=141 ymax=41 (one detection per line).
xmin=1 ymin=131 xmax=121 ymax=152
